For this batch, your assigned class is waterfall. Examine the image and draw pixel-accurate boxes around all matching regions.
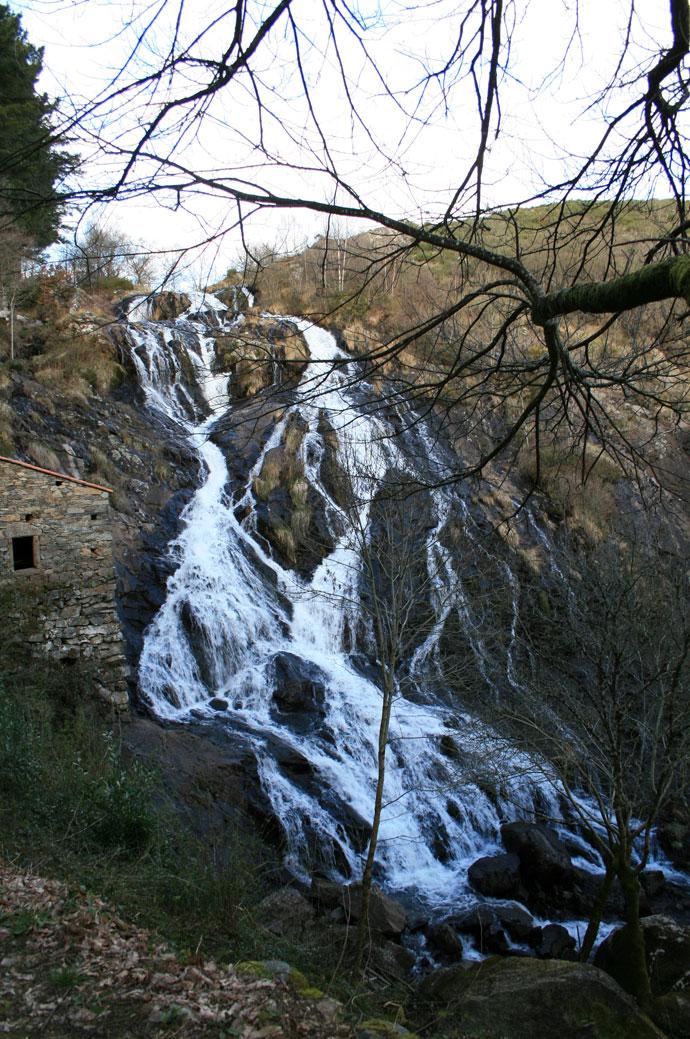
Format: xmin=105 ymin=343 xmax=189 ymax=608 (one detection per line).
xmin=121 ymin=291 xmax=568 ymax=912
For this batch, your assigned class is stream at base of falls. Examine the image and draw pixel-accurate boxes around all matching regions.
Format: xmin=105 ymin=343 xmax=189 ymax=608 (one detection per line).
xmin=119 ymin=290 xmax=682 ymax=929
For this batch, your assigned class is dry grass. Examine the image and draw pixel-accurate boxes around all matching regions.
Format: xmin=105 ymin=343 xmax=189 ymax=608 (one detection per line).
xmin=27 ymin=441 xmax=62 ymax=473
xmin=520 ymin=439 xmax=623 ymax=540
xmin=33 ymin=329 xmax=126 ymax=396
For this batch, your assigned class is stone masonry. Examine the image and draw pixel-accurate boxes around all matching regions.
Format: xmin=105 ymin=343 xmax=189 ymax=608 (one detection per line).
xmin=0 ymin=455 xmax=129 ymax=710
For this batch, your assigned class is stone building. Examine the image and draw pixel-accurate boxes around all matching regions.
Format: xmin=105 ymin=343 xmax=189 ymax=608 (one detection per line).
xmin=0 ymin=455 xmax=128 ymax=710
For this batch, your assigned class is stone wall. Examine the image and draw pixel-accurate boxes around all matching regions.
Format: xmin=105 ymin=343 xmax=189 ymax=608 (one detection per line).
xmin=0 ymin=457 xmax=129 ymax=710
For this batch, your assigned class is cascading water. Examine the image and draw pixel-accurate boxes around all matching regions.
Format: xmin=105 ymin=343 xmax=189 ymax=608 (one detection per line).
xmin=121 ymin=291 xmax=578 ymax=913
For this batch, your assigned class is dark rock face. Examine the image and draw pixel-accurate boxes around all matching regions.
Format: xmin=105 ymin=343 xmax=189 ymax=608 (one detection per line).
xmin=417 ymin=957 xmax=665 ymax=1039
xmin=468 ymin=852 xmax=521 ymax=897
xmin=594 ymin=914 xmax=690 ymax=997
xmin=250 ymin=411 xmax=336 ymax=576
xmin=121 ymin=716 xmax=283 ymax=853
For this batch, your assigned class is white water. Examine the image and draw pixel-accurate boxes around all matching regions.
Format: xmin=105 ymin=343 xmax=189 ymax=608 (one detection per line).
xmin=124 ymin=293 xmax=565 ymax=910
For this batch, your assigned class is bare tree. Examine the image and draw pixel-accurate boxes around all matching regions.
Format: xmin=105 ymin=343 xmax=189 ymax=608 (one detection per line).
xmin=63 ymin=221 xmax=138 ymax=288
xmin=463 ymin=533 xmax=690 ymax=1009
xmin=48 ymin=0 xmax=690 ymax=491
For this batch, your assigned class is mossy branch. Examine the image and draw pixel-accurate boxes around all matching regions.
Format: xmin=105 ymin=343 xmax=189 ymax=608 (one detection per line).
xmin=532 ymin=255 xmax=690 ymax=323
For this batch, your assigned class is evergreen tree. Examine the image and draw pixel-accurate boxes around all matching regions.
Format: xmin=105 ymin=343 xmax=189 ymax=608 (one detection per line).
xmin=0 ymin=4 xmax=76 ymax=247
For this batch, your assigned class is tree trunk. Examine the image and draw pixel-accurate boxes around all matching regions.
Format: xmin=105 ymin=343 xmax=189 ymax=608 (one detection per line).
xmin=618 ymin=860 xmax=653 ymax=1011
xmin=579 ymin=858 xmax=617 ymax=962
xmin=533 ymin=255 xmax=690 ymax=323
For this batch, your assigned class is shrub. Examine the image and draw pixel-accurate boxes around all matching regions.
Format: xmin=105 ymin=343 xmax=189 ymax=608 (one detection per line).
xmin=92 ymin=734 xmax=157 ymax=854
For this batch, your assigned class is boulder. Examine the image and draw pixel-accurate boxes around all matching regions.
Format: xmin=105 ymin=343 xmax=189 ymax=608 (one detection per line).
xmin=529 ymin=923 xmax=577 ymax=960
xmin=641 ymin=869 xmax=666 ymax=898
xmin=652 ymin=990 xmax=690 ymax=1039
xmin=501 ymin=821 xmax=574 ymax=886
xmin=271 ymin=651 xmax=327 ymax=714
xmin=426 ymin=920 xmax=463 ymax=958
xmin=309 ymin=878 xmax=407 ymax=938
xmin=213 ymin=316 xmax=310 ymax=400
xmin=468 ymin=852 xmax=521 ymax=897
xmin=257 ymin=887 xmax=315 ymax=939
xmin=452 ymin=904 xmax=510 ymax=954
xmin=417 ymin=957 xmax=665 ymax=1039
xmin=491 ymin=899 xmax=534 ymax=941
xmin=310 ymin=875 xmax=345 ymax=910
xmin=594 ymin=914 xmax=690 ymax=996
xmin=341 ymin=883 xmax=408 ymax=939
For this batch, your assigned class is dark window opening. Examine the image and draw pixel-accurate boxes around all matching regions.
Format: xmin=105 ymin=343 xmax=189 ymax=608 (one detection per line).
xmin=12 ymin=536 xmax=35 ymax=571
xmin=90 ymin=513 xmax=98 ymax=520
xmin=55 ymin=480 xmax=62 ymax=486
xmin=25 ymin=513 xmax=32 ymax=522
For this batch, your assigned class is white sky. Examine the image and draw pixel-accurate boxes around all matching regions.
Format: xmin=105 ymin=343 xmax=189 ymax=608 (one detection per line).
xmin=12 ymin=0 xmax=676 ymax=281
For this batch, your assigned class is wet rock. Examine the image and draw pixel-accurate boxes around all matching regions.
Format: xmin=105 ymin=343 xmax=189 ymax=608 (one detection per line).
xmin=491 ymin=899 xmax=534 ymax=941
xmin=500 ymin=821 xmax=574 ymax=886
xmin=209 ymin=697 xmax=228 ymax=711
xmin=529 ymin=923 xmax=577 ymax=960
xmin=454 ymin=903 xmax=498 ymax=931
xmin=641 ymin=869 xmax=666 ymax=898
xmin=594 ymin=914 xmax=690 ymax=996
xmin=439 ymin=734 xmax=460 ymax=759
xmin=271 ymin=652 xmax=327 ymax=716
xmin=317 ymin=411 xmax=351 ymax=508
xmin=468 ymin=852 xmax=521 ymax=897
xmin=417 ymin=958 xmax=665 ymax=1039
xmin=426 ymin=920 xmax=463 ymax=958
xmin=149 ymin=292 xmax=191 ymax=321
xmin=452 ymin=904 xmax=509 ymax=955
